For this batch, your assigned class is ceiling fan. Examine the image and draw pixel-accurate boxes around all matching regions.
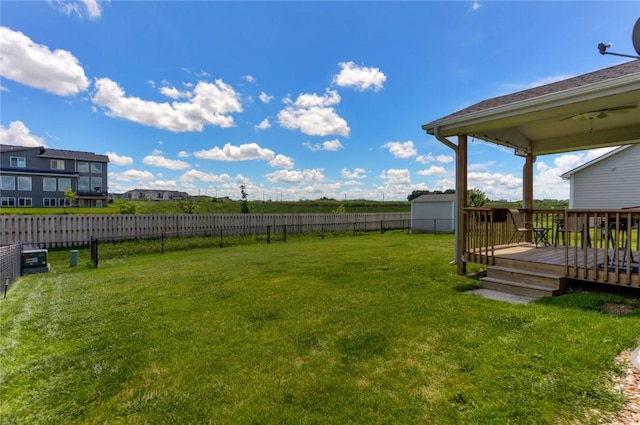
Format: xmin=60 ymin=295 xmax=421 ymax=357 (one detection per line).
xmin=561 ymin=104 xmax=638 ymax=121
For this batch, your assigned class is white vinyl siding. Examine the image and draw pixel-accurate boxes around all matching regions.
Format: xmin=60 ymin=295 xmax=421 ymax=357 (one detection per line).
xmin=568 ymin=145 xmax=640 ymax=209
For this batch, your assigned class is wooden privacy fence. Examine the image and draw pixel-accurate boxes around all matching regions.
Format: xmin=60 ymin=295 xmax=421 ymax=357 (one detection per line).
xmin=0 ymin=213 xmax=410 ymax=247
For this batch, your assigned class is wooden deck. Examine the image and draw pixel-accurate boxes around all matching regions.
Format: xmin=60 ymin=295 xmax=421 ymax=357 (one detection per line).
xmin=469 ymin=242 xmax=640 ymax=288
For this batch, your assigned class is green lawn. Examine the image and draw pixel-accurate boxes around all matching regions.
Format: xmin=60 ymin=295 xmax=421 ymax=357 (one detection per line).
xmin=1 ymin=233 xmax=638 ymax=424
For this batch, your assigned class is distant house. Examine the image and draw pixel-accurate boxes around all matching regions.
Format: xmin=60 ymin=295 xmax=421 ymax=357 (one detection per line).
xmin=561 ymin=144 xmax=640 ymax=209
xmin=0 ymin=144 xmax=109 ymax=208
xmin=123 ymin=189 xmax=190 ymax=201
xmin=410 ymin=193 xmax=455 ymax=233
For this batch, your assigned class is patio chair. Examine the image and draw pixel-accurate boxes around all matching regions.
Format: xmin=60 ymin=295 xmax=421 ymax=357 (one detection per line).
xmin=509 ymin=209 xmax=531 ymax=243
xmin=565 ymin=216 xmax=591 ymax=248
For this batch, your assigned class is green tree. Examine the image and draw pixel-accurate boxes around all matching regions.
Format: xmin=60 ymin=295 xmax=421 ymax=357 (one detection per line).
xmin=467 ymin=188 xmax=488 ymax=207
xmin=179 ymin=198 xmax=198 ymax=214
xmin=332 ymin=204 xmax=346 ymax=214
xmin=120 ymin=202 xmax=137 ymax=214
xmin=63 ymin=188 xmax=78 ymax=212
xmin=240 ymin=185 xmax=250 ymax=214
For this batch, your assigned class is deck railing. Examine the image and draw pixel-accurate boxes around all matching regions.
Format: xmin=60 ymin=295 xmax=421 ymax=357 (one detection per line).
xmin=464 ymin=207 xmax=639 ymax=287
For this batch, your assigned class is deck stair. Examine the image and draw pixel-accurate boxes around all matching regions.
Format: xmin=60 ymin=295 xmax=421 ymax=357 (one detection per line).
xmin=479 ymin=265 xmax=568 ymax=298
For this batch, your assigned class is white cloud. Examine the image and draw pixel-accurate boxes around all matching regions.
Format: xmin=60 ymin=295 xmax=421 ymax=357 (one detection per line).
xmin=244 ymin=75 xmax=255 ymax=83
xmin=416 ymin=152 xmax=455 ymax=164
xmin=265 ymin=169 xmax=324 ymax=184
xmin=178 ymin=151 xmax=190 ymax=158
xmin=91 ymin=77 xmax=242 ymax=132
xmin=468 ymin=171 xmax=522 ymax=200
xmin=471 ymin=1 xmax=481 ymax=11
xmin=180 ymin=169 xmax=231 ymax=185
xmin=333 ymin=61 xmax=386 ymax=92
xmin=142 ymin=154 xmax=191 ymax=170
xmin=160 ymin=86 xmax=192 ymax=99
xmin=259 ymin=91 xmax=274 ymax=103
xmin=417 ymin=166 xmax=447 ymax=176
xmin=0 ymin=27 xmax=90 ymax=96
xmin=383 ymin=141 xmax=417 ymax=159
xmin=254 ymin=118 xmax=271 ymax=130
xmin=278 ymin=90 xmax=350 ymax=137
xmin=51 ymin=0 xmax=102 ymax=20
xmin=0 ymin=121 xmax=46 ymax=147
xmin=194 ymin=142 xmax=293 ymax=169
xmin=303 ymin=139 xmax=343 ymax=152
xmin=380 ymin=169 xmax=411 ymax=185
xmin=105 ymin=151 xmax=133 ymax=165
xmin=109 ymin=169 xmax=155 ymax=182
xmin=341 ymin=167 xmax=367 ymax=179
xmin=269 ymin=154 xmax=294 ymax=169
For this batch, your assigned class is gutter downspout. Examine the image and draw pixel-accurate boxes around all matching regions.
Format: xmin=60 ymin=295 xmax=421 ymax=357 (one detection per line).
xmin=433 ymin=127 xmax=459 ymax=266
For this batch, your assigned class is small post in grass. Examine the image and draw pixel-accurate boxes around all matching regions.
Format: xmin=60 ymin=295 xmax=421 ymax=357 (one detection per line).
xmin=3 ymin=277 xmax=9 ymax=299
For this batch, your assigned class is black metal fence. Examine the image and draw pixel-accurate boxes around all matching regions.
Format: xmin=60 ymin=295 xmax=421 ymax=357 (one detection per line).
xmin=86 ymin=219 xmax=412 ymax=267
xmin=0 ymin=244 xmax=22 ymax=295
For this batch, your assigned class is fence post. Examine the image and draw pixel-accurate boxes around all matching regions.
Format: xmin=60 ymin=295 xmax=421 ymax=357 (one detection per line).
xmin=321 ymin=223 xmax=324 ymax=240
xmin=380 ymin=220 xmax=384 ymax=234
xmin=219 ymin=228 xmax=223 ymax=248
xmin=353 ymin=222 xmax=356 ymax=236
xmin=267 ymin=226 xmax=271 ymax=244
xmin=161 ymin=232 xmax=165 ymax=254
xmin=283 ymin=225 xmax=287 ymax=243
xmin=433 ymin=219 xmax=437 ymax=234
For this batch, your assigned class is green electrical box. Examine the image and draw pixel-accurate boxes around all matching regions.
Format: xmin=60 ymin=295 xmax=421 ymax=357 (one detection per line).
xmin=21 ymin=249 xmax=49 ymax=275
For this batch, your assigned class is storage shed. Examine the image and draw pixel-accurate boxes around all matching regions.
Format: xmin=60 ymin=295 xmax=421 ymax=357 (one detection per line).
xmin=410 ymin=193 xmax=455 ymax=233
xmin=561 ymin=144 xmax=640 ymax=209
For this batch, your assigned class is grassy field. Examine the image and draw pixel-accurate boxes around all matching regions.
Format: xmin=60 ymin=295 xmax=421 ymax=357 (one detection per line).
xmin=0 ymin=198 xmax=411 ymax=215
xmin=1 ymin=233 xmax=639 ymax=424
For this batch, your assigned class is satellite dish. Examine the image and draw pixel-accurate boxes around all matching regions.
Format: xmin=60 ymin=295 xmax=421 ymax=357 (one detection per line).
xmin=598 ymin=17 xmax=640 ymax=59
xmin=633 ymin=17 xmax=640 ymax=55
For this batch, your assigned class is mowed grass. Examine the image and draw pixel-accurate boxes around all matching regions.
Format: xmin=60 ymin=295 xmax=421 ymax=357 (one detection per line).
xmin=1 ymin=233 xmax=639 ymax=424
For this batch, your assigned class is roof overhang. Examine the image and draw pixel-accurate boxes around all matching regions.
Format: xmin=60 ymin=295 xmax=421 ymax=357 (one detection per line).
xmin=422 ymin=62 xmax=640 ymax=156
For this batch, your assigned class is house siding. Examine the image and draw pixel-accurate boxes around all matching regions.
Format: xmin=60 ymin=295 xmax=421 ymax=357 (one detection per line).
xmin=0 ymin=145 xmax=109 ymax=208
xmin=568 ymin=144 xmax=640 ymax=209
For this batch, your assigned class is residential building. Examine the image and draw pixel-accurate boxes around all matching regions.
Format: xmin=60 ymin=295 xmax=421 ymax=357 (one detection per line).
xmin=0 ymin=144 xmax=109 ymax=208
xmin=561 ymin=144 xmax=640 ymax=209
xmin=123 ymin=189 xmax=190 ymax=201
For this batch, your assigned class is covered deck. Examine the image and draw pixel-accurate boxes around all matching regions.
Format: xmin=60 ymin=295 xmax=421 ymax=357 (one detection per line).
xmin=421 ymin=59 xmax=640 ymax=295
xmin=466 ymin=208 xmax=639 ymax=293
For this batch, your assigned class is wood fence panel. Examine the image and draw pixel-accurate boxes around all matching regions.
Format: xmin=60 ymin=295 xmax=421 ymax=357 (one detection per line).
xmin=0 ymin=213 xmax=410 ymax=247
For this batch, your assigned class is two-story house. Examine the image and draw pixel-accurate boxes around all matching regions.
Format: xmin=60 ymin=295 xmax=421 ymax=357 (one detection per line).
xmin=0 ymin=144 xmax=109 ymax=208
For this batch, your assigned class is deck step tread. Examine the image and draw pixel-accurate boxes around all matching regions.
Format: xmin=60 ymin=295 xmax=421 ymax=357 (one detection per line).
xmin=487 ymin=265 xmax=564 ymax=280
xmin=479 ymin=276 xmax=559 ymax=292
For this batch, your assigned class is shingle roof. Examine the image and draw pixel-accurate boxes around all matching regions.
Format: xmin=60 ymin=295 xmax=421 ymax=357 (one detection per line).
xmin=411 ymin=193 xmax=456 ymax=203
xmin=432 ymin=60 xmax=640 ymax=122
xmin=0 ymin=144 xmax=109 ymax=162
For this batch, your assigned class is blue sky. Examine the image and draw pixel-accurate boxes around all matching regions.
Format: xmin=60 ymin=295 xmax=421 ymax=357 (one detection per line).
xmin=1 ymin=1 xmax=638 ymax=201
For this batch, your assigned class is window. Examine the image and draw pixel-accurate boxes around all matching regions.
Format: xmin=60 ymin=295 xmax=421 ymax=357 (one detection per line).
xmin=1 ymin=197 xmax=16 ymax=207
xmin=51 ymin=159 xmax=65 ymax=170
xmin=17 ymin=176 xmax=32 ymax=191
xmin=58 ymin=178 xmax=71 ymax=192
xmin=18 ymin=198 xmax=32 ymax=207
xmin=96 ymin=200 xmax=103 ymax=207
xmin=77 ymin=161 xmax=89 ymax=173
xmin=91 ymin=177 xmax=103 ymax=192
xmin=1 ymin=175 xmax=15 ymax=191
xmin=10 ymin=157 xmax=26 ymax=168
xmin=44 ymin=198 xmax=57 ymax=207
xmin=78 ymin=176 xmax=89 ymax=191
xmin=43 ymin=178 xmax=57 ymax=191
xmin=91 ymin=162 xmax=102 ymax=173
xmin=59 ymin=198 xmax=73 ymax=207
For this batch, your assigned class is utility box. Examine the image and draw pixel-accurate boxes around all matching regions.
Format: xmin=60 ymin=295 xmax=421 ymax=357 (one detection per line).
xmin=21 ymin=249 xmax=50 ymax=275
